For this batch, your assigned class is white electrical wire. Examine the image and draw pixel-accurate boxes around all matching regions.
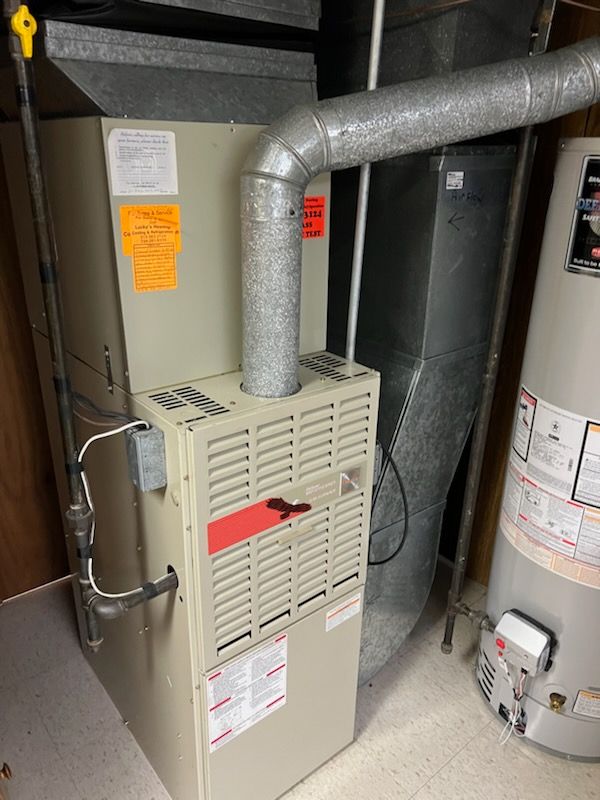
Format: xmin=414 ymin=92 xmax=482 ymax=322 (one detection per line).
xmin=498 ymin=657 xmax=527 ymax=745
xmin=78 ymin=420 xmax=149 ymax=461
xmin=78 ymin=420 xmax=150 ymax=600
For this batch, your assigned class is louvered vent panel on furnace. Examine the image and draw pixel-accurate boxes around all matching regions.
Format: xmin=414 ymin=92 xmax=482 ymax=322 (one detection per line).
xmin=296 ymin=507 xmax=330 ymax=608
xmin=191 ymin=364 xmax=380 ymax=667
xmin=207 ymin=429 xmax=250 ymax=519
xmin=299 ymin=352 xmax=369 ymax=382
xmin=257 ymin=525 xmax=293 ymax=631
xmin=212 ymin=541 xmax=252 ymax=653
xmin=298 ymin=404 xmax=334 ymax=482
xmin=256 ymin=417 xmax=294 ymax=495
xmin=337 ymin=393 xmax=371 ymax=466
xmin=332 ymin=492 xmax=364 ymax=589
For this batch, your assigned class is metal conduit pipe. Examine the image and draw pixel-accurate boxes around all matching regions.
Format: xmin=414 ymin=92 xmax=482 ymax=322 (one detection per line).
xmin=4 ymin=2 xmax=179 ymax=646
xmin=345 ymin=0 xmax=386 ymax=363
xmin=3 ymin=0 xmax=101 ymax=646
xmin=442 ymin=125 xmax=537 ymax=654
xmin=241 ymin=38 xmax=600 ymax=398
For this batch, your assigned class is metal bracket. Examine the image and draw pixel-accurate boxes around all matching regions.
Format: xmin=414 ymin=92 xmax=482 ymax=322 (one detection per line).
xmin=530 ymin=0 xmax=558 ymax=56
xmin=104 ymin=344 xmax=114 ymax=394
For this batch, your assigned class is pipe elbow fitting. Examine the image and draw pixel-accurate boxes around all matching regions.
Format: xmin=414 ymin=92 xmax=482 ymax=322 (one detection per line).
xmin=88 ymin=595 xmax=130 ymax=620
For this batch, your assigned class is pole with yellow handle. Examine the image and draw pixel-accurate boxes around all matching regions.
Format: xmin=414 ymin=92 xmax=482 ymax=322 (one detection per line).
xmin=10 ymin=4 xmax=37 ymax=58
xmin=2 ymin=0 xmax=102 ymax=647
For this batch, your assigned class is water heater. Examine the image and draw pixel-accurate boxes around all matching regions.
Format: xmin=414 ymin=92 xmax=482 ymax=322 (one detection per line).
xmin=480 ymin=138 xmax=600 ymax=760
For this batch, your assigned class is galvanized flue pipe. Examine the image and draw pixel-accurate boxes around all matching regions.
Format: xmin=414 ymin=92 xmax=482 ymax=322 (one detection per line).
xmin=241 ymin=38 xmax=600 ymax=398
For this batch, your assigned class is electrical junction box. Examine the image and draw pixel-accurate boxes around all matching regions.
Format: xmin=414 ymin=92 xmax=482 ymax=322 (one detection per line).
xmin=32 ymin=336 xmax=379 ymax=800
xmin=125 ymin=425 xmax=167 ymax=492
xmin=494 ymin=611 xmax=551 ymax=677
xmin=1 ymin=118 xmax=330 ymax=394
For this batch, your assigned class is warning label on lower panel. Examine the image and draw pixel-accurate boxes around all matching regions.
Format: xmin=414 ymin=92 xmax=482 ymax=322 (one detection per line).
xmin=325 ymin=593 xmax=361 ymax=632
xmin=573 ymin=689 xmax=600 ymax=719
xmin=206 ymin=634 xmax=287 ymax=752
xmin=500 ymin=387 xmax=600 ymax=590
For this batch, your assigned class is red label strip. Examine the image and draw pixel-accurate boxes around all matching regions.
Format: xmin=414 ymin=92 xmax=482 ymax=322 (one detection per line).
xmin=266 ymin=694 xmax=285 ymax=709
xmin=208 ymin=498 xmax=310 ymax=555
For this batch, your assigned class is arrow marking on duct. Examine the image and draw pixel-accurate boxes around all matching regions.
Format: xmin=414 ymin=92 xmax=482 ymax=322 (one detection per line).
xmin=448 ymin=212 xmax=465 ymax=231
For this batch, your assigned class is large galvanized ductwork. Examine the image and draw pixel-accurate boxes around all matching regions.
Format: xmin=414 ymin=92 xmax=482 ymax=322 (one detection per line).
xmin=241 ymin=38 xmax=600 ymax=398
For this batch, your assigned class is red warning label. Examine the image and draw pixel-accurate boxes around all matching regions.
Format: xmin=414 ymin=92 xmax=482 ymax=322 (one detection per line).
xmin=207 ymin=497 xmax=311 ymax=555
xmin=303 ymin=195 xmax=326 ymax=239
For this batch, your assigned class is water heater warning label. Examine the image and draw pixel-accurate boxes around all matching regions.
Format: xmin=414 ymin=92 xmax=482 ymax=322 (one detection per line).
xmin=206 ymin=634 xmax=287 ymax=752
xmin=573 ymin=689 xmax=600 ymax=719
xmin=501 ymin=386 xmax=600 ymax=590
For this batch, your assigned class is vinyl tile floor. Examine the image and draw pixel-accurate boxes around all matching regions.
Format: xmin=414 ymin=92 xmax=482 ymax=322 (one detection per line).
xmin=1 ymin=562 xmax=598 ymax=800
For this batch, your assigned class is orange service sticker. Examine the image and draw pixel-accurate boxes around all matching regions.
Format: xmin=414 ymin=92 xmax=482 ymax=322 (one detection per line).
xmin=303 ymin=195 xmax=326 ymax=239
xmin=120 ymin=204 xmax=182 ymax=292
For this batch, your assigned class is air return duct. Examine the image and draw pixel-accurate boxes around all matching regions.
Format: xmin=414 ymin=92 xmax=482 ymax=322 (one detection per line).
xmin=241 ymin=38 xmax=600 ymax=398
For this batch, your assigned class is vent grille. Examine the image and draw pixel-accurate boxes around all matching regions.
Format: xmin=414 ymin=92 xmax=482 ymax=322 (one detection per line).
xmin=256 ymin=417 xmax=294 ymax=496
xmin=298 ymin=404 xmax=334 ymax=482
xmin=477 ymin=647 xmax=496 ymax=702
xmin=147 ymin=390 xmax=187 ymax=410
xmin=196 ymin=366 xmax=378 ymax=665
xmin=337 ymin=394 xmax=371 ymax=466
xmin=148 ymin=386 xmax=229 ymax=420
xmin=207 ymin=430 xmax=250 ymax=519
xmin=212 ymin=542 xmax=252 ymax=654
xmin=257 ymin=526 xmax=293 ymax=630
xmin=332 ymin=492 xmax=364 ymax=589
xmin=208 ymin=492 xmax=366 ymax=660
xmin=300 ymin=353 xmax=368 ymax=382
xmin=296 ymin=507 xmax=329 ymax=607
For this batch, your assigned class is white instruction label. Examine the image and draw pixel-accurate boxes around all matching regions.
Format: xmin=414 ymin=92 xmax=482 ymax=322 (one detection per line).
xmin=206 ymin=634 xmax=287 ymax=752
xmin=108 ymin=128 xmax=178 ymax=196
xmin=500 ymin=387 xmax=600 ymax=590
xmin=573 ymin=423 xmax=600 ymax=507
xmin=446 ymin=171 xmax=464 ymax=190
xmin=325 ymin=593 xmax=361 ymax=632
xmin=512 ymin=387 xmax=537 ymax=461
xmin=573 ymin=689 xmax=600 ymax=719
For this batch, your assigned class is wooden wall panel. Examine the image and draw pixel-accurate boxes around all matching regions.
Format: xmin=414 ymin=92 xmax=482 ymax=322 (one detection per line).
xmin=0 ymin=143 xmax=66 ymax=600
xmin=467 ymin=3 xmax=600 ymax=585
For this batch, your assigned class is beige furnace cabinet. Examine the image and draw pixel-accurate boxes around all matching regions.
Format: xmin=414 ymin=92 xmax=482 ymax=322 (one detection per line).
xmin=34 ymin=342 xmax=379 ymax=800
xmin=3 ymin=116 xmax=379 ymax=799
xmin=2 ymin=117 xmax=331 ymax=392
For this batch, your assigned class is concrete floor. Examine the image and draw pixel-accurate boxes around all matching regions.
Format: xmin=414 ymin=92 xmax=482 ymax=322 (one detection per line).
xmin=0 ymin=564 xmax=598 ymax=799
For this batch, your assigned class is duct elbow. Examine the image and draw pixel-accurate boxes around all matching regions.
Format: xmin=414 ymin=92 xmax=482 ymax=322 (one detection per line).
xmin=242 ymin=104 xmax=330 ymax=188
xmin=240 ymin=37 xmax=600 ymax=400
